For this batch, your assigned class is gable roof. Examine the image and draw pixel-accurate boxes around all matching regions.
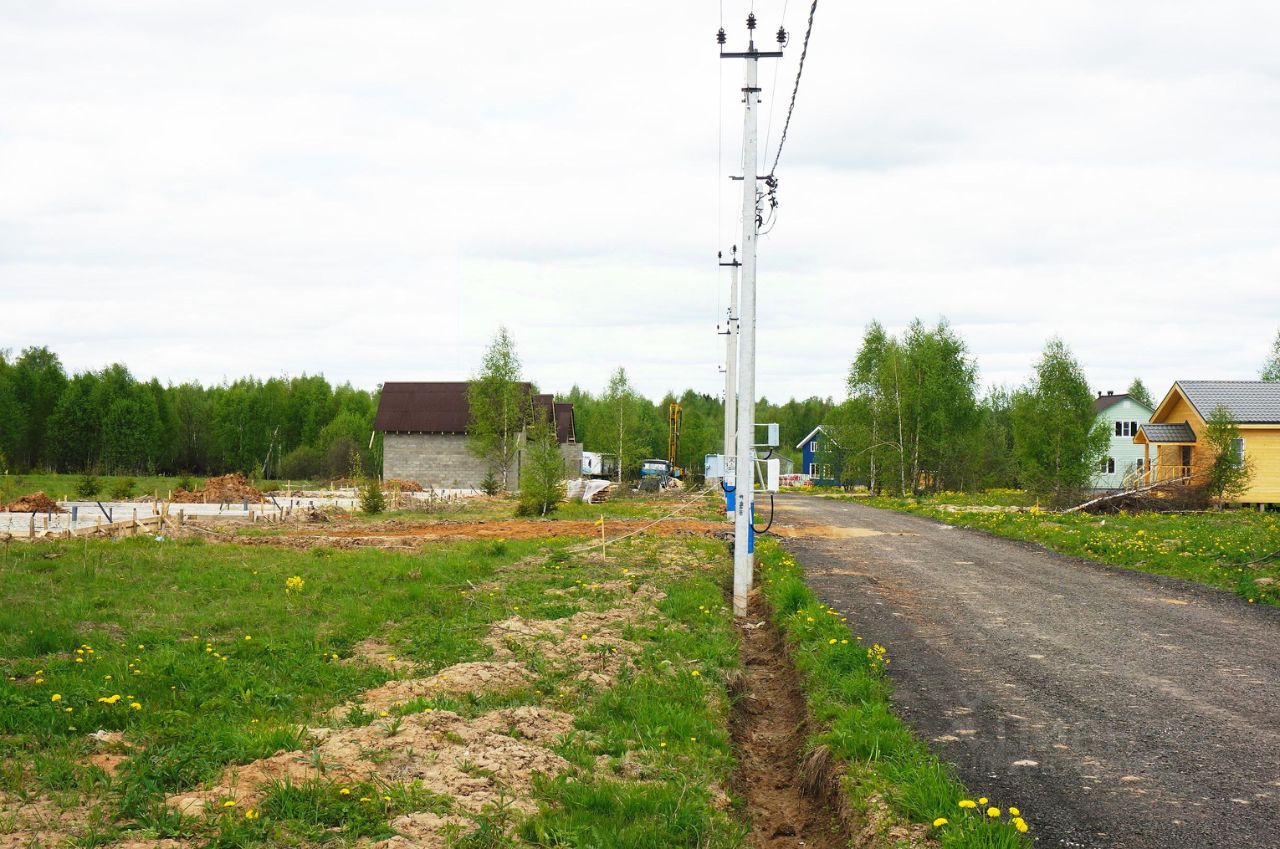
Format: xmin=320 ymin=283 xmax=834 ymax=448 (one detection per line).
xmin=1163 ymin=381 xmax=1280 ymax=425
xmin=1137 ymin=422 xmax=1197 ymax=444
xmin=1094 ymin=392 xmax=1152 ymax=415
xmin=795 ymin=424 xmax=842 ymax=451
xmin=374 ymin=381 xmax=530 ymax=434
xmin=531 ymin=394 xmax=577 ymax=443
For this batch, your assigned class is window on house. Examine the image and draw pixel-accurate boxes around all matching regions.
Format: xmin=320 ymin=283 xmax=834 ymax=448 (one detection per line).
xmin=1100 ymin=457 xmax=1115 ymax=474
xmin=1131 ymin=421 xmax=1138 ymax=435
xmin=1115 ymin=421 xmax=1122 ymax=437
xmin=1136 ymin=458 xmax=1144 ymax=471
xmin=810 ymin=441 xmax=818 ymax=452
xmin=1232 ymin=438 xmax=1246 ymax=467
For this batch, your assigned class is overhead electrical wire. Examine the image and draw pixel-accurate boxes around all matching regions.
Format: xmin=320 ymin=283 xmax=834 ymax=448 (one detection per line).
xmin=768 ymin=0 xmax=817 ymax=178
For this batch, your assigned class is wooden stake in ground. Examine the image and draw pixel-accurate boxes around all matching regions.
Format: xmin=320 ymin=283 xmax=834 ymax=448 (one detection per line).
xmin=596 ymin=515 xmax=606 ymax=559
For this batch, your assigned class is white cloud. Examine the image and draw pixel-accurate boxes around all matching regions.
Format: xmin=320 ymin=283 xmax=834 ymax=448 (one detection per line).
xmin=1 ymin=0 xmax=1277 ymax=405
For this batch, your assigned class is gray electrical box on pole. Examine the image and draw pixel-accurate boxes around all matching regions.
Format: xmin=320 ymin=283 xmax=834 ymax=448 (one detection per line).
xmin=720 ymin=14 xmax=783 ymax=617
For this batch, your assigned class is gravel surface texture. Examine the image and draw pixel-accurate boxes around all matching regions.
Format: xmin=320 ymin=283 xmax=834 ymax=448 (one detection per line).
xmin=774 ymin=495 xmax=1280 ymax=849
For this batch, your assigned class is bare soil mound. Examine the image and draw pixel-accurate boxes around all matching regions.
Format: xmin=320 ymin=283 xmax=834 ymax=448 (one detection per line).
xmin=171 ymin=474 xmax=265 ymax=504
xmin=5 ymin=492 xmax=64 ymax=513
xmin=384 ymin=479 xmax=425 ymax=493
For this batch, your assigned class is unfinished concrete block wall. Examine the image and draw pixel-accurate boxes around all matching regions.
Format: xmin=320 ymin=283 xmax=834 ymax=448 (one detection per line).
xmin=561 ymin=443 xmax=584 ymax=480
xmin=384 ymin=434 xmax=489 ymax=491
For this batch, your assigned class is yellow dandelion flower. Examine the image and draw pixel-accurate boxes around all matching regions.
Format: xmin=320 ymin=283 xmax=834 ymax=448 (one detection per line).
xmin=64 ymin=707 xmax=73 ymax=713
xmin=580 ymin=634 xmax=588 ymax=640
xmin=222 ymin=800 xmax=236 ymax=808
xmin=339 ymin=788 xmax=351 ymax=796
xmin=932 ymin=817 xmax=949 ymax=827
xmin=987 ymin=807 xmax=1001 ymax=818
xmin=244 ymin=635 xmax=252 ymax=641
xmin=1009 ymin=807 xmax=1020 ymax=817
xmin=130 ymin=702 xmax=141 ymax=710
xmin=35 ymin=677 xmax=44 ymax=684
xmin=958 ymin=800 xmax=976 ymax=809
xmin=244 ymin=809 xmax=260 ymax=820
xmin=51 ymin=693 xmax=62 ymax=702
xmin=978 ymin=797 xmax=988 ymax=805
xmin=1014 ymin=817 xmax=1029 ymax=833
xmin=691 ymin=670 xmax=700 ymax=677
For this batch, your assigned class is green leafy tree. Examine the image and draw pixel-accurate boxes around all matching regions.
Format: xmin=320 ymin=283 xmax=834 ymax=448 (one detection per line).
xmin=1262 ymin=328 xmax=1280 ymax=382
xmin=1011 ymin=338 xmax=1110 ymax=499
xmin=1127 ymin=378 xmax=1155 ymax=408
xmin=1202 ymin=406 xmax=1254 ymax=506
xmin=0 ymin=351 xmax=24 ymax=472
xmin=601 ymin=367 xmax=647 ymax=482
xmin=467 ymin=327 xmax=529 ymax=490
xmin=517 ymin=413 xmax=566 ymax=516
xmin=10 ymin=346 xmax=67 ymax=470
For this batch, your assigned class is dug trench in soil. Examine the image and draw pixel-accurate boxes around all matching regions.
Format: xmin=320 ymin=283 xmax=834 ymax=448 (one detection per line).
xmin=732 ymin=591 xmax=852 ymax=849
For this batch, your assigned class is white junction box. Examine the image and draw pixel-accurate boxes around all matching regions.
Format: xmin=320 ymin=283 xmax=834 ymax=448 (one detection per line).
xmin=757 ymin=457 xmax=780 ymax=492
xmin=755 ymin=422 xmax=779 ymax=448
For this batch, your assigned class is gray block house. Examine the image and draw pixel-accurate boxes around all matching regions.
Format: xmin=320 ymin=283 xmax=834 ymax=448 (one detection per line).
xmin=375 ymin=382 xmax=580 ymax=491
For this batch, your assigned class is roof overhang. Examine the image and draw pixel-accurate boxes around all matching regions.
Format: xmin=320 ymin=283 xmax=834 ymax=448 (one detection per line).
xmin=1135 ymin=421 xmax=1197 ymax=445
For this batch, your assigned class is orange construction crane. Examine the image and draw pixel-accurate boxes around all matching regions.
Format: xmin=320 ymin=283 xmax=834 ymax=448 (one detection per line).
xmin=667 ymin=402 xmax=683 ymax=478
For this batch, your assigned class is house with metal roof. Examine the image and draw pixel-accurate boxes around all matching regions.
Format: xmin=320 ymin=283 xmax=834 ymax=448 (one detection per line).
xmin=796 ymin=425 xmax=844 ymax=486
xmin=374 ymin=382 xmax=579 ymax=491
xmin=1136 ymin=381 xmax=1280 ymax=506
xmin=1091 ymin=391 xmax=1155 ymax=490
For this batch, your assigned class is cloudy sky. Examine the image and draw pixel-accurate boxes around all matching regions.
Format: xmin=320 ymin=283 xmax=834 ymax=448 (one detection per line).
xmin=3 ymin=1 xmax=1278 ymax=403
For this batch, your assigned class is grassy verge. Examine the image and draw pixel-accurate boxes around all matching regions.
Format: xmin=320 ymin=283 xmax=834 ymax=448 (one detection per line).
xmin=756 ymin=539 xmax=1032 ymax=848
xmin=842 ymin=493 xmax=1280 ymax=607
xmin=1 ymin=527 xmax=743 ymax=846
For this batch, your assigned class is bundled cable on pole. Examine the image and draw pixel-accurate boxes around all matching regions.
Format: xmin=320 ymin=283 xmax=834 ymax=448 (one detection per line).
xmin=768 ymin=0 xmax=818 ymax=178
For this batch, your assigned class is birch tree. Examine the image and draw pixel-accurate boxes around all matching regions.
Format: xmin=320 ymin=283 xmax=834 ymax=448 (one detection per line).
xmin=1011 ymin=338 xmax=1110 ymax=499
xmin=467 ymin=327 xmax=529 ymax=489
xmin=602 ymin=367 xmax=644 ymax=482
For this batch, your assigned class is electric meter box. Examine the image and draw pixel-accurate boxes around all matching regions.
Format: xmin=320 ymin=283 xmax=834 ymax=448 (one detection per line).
xmin=757 ymin=458 xmax=781 ymax=492
xmin=755 ymin=423 xmax=780 ymax=448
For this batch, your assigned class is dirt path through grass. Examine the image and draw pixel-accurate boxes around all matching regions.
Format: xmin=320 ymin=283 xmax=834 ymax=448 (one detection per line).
xmin=732 ymin=594 xmax=849 ymax=848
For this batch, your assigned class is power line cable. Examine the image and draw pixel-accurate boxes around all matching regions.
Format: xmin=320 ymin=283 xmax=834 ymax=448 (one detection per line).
xmin=769 ymin=0 xmax=817 ymax=177
xmin=761 ymin=0 xmax=790 ymax=169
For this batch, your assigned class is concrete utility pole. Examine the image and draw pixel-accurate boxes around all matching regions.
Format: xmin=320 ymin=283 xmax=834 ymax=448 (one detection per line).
xmin=720 ymin=246 xmax=740 ymax=487
xmin=721 ymin=14 xmax=782 ymax=617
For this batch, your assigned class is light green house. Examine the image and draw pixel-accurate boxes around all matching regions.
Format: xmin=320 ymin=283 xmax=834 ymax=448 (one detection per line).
xmin=1091 ymin=391 xmax=1155 ymax=490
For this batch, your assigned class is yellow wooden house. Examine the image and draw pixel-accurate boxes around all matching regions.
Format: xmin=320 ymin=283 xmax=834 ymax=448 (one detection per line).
xmin=1135 ymin=381 xmax=1280 ymax=506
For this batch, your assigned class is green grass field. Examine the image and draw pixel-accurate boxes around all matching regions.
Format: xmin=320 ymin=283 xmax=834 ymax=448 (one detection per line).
xmin=0 ymin=525 xmax=743 ymax=847
xmin=843 ymin=492 xmax=1280 ymax=607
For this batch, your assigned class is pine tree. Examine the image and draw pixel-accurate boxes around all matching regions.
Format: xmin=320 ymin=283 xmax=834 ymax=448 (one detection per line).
xmin=517 ymin=413 xmax=566 ymax=516
xmin=1126 ymin=378 xmax=1155 ymax=408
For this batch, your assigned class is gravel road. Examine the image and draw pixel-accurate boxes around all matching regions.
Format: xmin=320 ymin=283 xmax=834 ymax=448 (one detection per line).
xmin=773 ymin=495 xmax=1280 ymax=849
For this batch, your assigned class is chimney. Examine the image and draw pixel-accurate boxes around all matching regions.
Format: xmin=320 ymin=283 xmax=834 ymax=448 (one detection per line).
xmin=1107 ymin=390 xmax=1114 ymax=396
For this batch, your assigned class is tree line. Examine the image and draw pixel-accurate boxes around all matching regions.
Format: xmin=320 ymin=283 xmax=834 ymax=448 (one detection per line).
xmin=1 ymin=340 xmax=834 ymax=483
xmin=0 ymin=347 xmax=378 ymax=479
xmin=826 ymin=319 xmax=1280 ymax=501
